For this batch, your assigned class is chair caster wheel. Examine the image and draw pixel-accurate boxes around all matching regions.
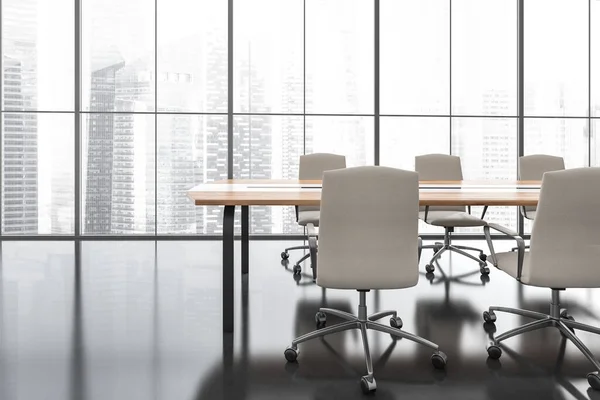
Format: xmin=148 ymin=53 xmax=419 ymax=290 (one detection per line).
xmin=560 ymin=309 xmax=574 ymax=320
xmin=487 ymin=343 xmax=502 ymax=359
xmin=483 ymin=310 xmax=496 ymax=323
xmin=315 ymin=311 xmax=327 ymax=328
xmin=479 ymin=253 xmax=487 ymax=262
xmin=431 ymin=351 xmax=448 ymax=369
xmin=293 ymin=265 xmax=301 ymax=275
xmin=360 ymin=375 xmax=376 ymax=394
xmin=587 ymin=372 xmax=600 ymax=391
xmin=283 ymin=347 xmax=298 ymax=362
xmin=425 ymin=272 xmax=435 ymax=283
xmin=390 ymin=316 xmax=403 ymax=329
xmin=480 ymin=265 xmax=490 ymax=275
xmin=281 ymin=251 xmax=289 ymax=260
xmin=425 ymin=264 xmax=435 ymax=273
xmin=483 ymin=322 xmax=497 ymax=334
xmin=284 ymin=347 xmax=298 ymax=362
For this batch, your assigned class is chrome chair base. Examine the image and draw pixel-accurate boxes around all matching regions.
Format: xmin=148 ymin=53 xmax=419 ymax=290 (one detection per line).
xmin=281 ymin=244 xmax=310 ymax=262
xmin=284 ymin=291 xmax=447 ymax=394
xmin=484 ymin=289 xmax=600 ymax=391
xmin=281 ymin=245 xmax=312 ymax=276
xmin=422 ymin=228 xmax=489 ymax=275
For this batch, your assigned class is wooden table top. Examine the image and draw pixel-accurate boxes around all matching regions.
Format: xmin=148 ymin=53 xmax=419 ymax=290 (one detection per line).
xmin=187 ymin=179 xmax=541 ymax=207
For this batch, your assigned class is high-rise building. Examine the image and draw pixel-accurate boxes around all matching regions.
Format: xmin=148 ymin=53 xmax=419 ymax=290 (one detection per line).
xmin=201 ymin=30 xmax=228 ymax=235
xmin=234 ymin=54 xmax=273 ymax=233
xmin=111 ymin=61 xmax=154 ymax=234
xmin=2 ymin=107 xmax=38 ymax=234
xmin=2 ymin=0 xmax=38 ymax=234
xmin=156 ymin=114 xmax=197 ymax=234
xmin=84 ymin=60 xmax=125 ymax=233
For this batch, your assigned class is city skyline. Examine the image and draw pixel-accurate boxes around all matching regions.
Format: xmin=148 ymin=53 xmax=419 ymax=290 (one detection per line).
xmin=2 ymin=0 xmax=599 ymax=235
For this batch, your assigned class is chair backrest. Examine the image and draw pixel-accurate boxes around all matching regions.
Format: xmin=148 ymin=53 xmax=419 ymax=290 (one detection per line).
xmin=298 ymin=153 xmax=346 ymax=214
xmin=316 ymin=166 xmax=419 ymax=290
xmin=519 ymin=154 xmax=565 ymax=218
xmin=526 ymin=168 xmax=600 ymax=287
xmin=414 ymin=154 xmax=465 ymax=213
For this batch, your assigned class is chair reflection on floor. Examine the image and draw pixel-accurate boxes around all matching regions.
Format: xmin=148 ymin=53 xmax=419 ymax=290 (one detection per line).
xmin=292 ymin=288 xmax=355 ymax=356
xmin=485 ymin=337 xmax=596 ymax=400
xmin=415 ymin=263 xmax=481 ymax=355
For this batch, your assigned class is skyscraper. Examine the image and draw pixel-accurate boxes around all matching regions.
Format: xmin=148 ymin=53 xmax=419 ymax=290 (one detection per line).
xmin=111 ymin=60 xmax=154 ymax=234
xmin=2 ymin=0 xmax=38 ymax=234
xmin=84 ymin=59 xmax=125 ymax=234
xmin=234 ymin=53 xmax=273 ymax=233
xmin=201 ymin=29 xmax=228 ymax=235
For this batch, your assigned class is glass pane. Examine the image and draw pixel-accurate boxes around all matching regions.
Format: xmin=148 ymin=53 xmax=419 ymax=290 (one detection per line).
xmin=524 ymin=118 xmax=589 ymax=168
xmin=452 ymin=0 xmax=517 ymax=116
xmin=234 ymin=0 xmax=303 ymax=114
xmin=380 ymin=117 xmax=449 ymax=234
xmin=2 ymin=113 xmax=74 ymax=234
xmin=525 ymin=117 xmax=587 ymax=233
xmin=592 ymin=0 xmax=600 ymax=117
xmin=82 ymin=0 xmax=155 ymax=112
xmin=305 ymin=0 xmax=373 ymax=114
xmin=524 ymin=0 xmax=588 ymax=117
xmin=233 ymin=115 xmax=304 ymax=234
xmin=523 ymin=118 xmax=589 ymax=234
xmin=380 ymin=117 xmax=449 ymax=170
xmin=305 ymin=116 xmax=374 ymax=167
xmin=82 ymin=114 xmax=155 ymax=234
xmin=2 ymin=0 xmax=74 ymax=111
xmin=157 ymin=115 xmax=227 ymax=234
xmin=380 ymin=0 xmax=449 ymax=115
xmin=157 ymin=0 xmax=227 ymax=112
xmin=452 ymin=117 xmax=518 ymax=231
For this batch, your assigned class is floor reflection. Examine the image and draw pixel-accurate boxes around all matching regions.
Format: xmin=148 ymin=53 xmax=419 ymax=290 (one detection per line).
xmin=1 ymin=240 xmax=600 ymax=399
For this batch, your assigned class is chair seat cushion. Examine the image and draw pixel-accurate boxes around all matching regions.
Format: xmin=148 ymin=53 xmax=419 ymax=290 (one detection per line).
xmin=493 ymin=251 xmax=530 ymax=281
xmin=298 ymin=210 xmax=320 ymax=226
xmin=419 ymin=211 xmax=487 ymax=227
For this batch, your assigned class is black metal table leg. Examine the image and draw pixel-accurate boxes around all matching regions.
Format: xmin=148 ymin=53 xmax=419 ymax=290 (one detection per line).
xmin=241 ymin=205 xmax=249 ymax=275
xmin=223 ymin=205 xmax=235 ymax=333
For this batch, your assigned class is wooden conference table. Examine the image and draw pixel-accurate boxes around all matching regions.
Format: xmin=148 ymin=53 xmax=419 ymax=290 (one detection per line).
xmin=187 ymin=179 xmax=541 ymax=333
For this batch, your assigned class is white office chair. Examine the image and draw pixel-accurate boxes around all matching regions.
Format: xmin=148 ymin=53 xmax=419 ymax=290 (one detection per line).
xmin=415 ymin=154 xmax=491 ymax=275
xmin=483 ymin=168 xmax=600 ymax=391
xmin=281 ymin=153 xmax=346 ymax=277
xmin=284 ymin=166 xmax=447 ymax=394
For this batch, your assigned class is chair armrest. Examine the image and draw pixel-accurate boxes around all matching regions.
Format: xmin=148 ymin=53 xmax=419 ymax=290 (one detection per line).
xmin=484 ymin=223 xmax=526 ymax=280
xmin=306 ymin=223 xmax=318 ymax=238
xmin=487 ymin=223 xmax=521 ymax=238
